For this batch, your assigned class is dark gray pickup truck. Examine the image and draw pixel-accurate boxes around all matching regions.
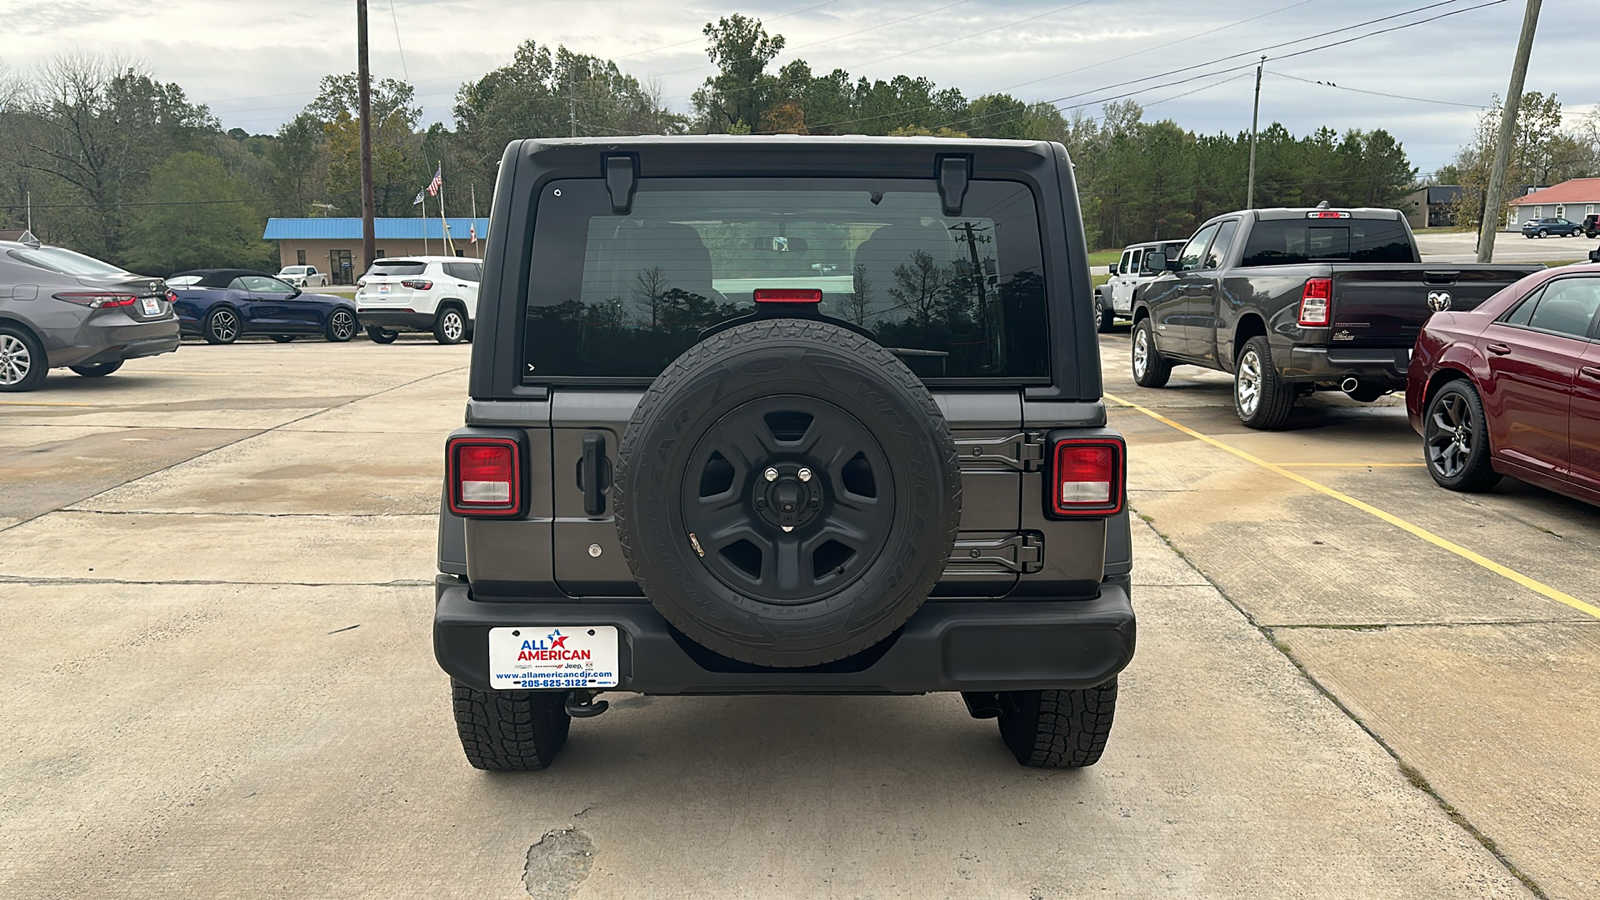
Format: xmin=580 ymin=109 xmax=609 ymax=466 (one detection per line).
xmin=433 ymin=136 xmax=1136 ymax=771
xmin=1129 ymin=206 xmax=1543 ymax=428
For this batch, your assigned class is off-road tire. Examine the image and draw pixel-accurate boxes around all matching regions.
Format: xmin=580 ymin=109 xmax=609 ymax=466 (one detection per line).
xmin=451 ymin=680 xmax=571 ymax=771
xmin=1098 ymin=297 xmax=1117 ymax=333
xmin=367 ymin=326 xmax=398 ymax=344
xmin=325 ymin=309 xmax=357 ymax=342
xmin=1423 ymin=380 xmax=1501 ymax=492
xmin=997 ymin=679 xmax=1119 ymax=768
xmin=614 ymin=318 xmax=962 ymax=668
xmin=203 ymin=307 xmax=240 ymax=345
xmin=434 ymin=306 xmax=467 ymax=344
xmin=1234 ymin=336 xmax=1294 ymax=430
xmin=1131 ymin=317 xmax=1171 ymax=388
xmin=69 ymin=360 xmax=123 ymax=377
xmin=0 ymin=324 xmax=47 ymax=392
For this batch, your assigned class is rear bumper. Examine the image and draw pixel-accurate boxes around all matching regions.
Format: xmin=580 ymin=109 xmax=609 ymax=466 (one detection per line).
xmin=357 ymin=310 xmax=436 ymax=330
xmin=433 ymin=575 xmax=1136 ymax=695
xmin=1282 ymin=345 xmax=1409 ymax=387
xmin=49 ymin=317 xmax=180 ymax=367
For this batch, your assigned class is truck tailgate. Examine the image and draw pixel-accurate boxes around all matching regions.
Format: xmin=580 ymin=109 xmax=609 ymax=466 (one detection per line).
xmin=1329 ymin=265 xmax=1541 ymax=348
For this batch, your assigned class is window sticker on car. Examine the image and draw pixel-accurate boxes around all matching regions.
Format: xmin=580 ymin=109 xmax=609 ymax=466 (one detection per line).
xmin=488 ymin=626 xmax=619 ymax=689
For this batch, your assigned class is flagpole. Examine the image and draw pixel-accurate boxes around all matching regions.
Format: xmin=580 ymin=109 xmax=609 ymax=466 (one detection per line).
xmin=438 ymin=159 xmax=455 ymax=257
xmin=420 ymin=187 xmax=429 ymax=256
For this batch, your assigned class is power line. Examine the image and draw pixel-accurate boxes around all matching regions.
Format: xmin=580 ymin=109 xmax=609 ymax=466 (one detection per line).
xmin=1268 ymin=70 xmax=1489 ymax=109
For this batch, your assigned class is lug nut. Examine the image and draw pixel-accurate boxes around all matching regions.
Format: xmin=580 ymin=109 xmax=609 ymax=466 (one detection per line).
xmin=797 ymin=467 xmax=812 ymax=482
xmin=764 ymin=467 xmax=779 ymax=482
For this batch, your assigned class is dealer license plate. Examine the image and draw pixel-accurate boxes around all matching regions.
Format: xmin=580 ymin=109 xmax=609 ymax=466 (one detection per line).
xmin=488 ymin=626 xmax=619 ymax=690
xmin=140 ymin=296 xmax=161 ymax=316
xmin=378 ymin=284 xmax=390 ymax=294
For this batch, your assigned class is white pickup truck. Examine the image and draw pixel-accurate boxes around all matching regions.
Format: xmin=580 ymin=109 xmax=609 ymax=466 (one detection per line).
xmin=1098 ymin=239 xmax=1185 ymax=332
xmin=277 ymin=265 xmax=330 ymax=287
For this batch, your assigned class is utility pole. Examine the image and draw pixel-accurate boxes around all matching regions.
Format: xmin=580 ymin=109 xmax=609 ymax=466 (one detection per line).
xmin=569 ymin=74 xmax=577 ymax=138
xmin=357 ymin=0 xmax=377 ymax=273
xmin=1246 ymin=55 xmax=1265 ymax=210
xmin=1477 ymin=0 xmax=1542 ymax=264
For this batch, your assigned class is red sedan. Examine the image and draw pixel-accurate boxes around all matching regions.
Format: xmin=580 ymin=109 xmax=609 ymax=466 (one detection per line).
xmin=1407 ymin=264 xmax=1600 ymax=505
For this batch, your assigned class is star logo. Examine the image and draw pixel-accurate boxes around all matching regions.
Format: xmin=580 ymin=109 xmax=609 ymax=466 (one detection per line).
xmin=548 ymin=630 xmax=568 ymax=650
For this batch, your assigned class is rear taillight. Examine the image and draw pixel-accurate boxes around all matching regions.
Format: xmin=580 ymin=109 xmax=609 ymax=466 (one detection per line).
xmin=447 ymin=437 xmax=522 ymax=517
xmin=54 ymin=291 xmax=138 ymax=308
xmin=1298 ymin=278 xmax=1332 ymax=327
xmin=356 ymin=280 xmax=366 ymax=288
xmin=165 ymin=290 xmax=178 ymax=304
xmin=1050 ymin=439 xmax=1124 ymax=517
xmin=402 ymin=279 xmax=434 ymax=290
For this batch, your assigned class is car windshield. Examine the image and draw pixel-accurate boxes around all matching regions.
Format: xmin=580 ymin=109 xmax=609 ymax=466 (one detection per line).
xmin=520 ymin=178 xmax=1051 ymax=382
xmin=370 ymin=261 xmax=427 ymax=276
xmin=8 ymin=246 xmax=129 ymax=277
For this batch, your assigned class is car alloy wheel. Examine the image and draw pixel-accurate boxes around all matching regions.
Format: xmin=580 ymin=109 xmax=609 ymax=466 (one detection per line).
xmin=0 ymin=333 xmax=33 ymax=386
xmin=436 ymin=309 xmax=465 ymax=344
xmin=1425 ymin=388 xmax=1475 ymax=479
xmin=1132 ymin=327 xmax=1150 ymax=378
xmin=207 ymin=309 xmax=239 ymax=343
xmin=328 ymin=309 xmax=356 ymax=341
xmin=1235 ymin=349 xmax=1263 ymax=417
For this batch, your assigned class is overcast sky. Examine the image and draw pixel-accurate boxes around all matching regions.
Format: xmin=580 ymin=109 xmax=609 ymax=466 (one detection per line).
xmin=3 ymin=0 xmax=1593 ymax=176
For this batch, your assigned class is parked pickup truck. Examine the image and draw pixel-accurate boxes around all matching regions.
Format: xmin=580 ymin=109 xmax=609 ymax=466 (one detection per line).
xmin=1130 ymin=205 xmax=1543 ymax=429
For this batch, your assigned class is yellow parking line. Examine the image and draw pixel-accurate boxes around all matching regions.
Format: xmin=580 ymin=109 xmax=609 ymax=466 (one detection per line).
xmin=1105 ymin=392 xmax=1600 ymax=621
xmin=1276 ymin=463 xmax=1426 ymax=468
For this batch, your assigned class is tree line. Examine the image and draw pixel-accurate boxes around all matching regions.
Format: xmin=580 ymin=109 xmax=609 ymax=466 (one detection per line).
xmin=8 ymin=16 xmax=1587 ymax=275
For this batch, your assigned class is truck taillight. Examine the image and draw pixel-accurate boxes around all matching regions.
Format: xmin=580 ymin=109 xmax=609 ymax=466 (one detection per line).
xmin=447 ymin=437 xmax=522 ymax=517
xmin=1050 ymin=439 xmax=1124 ymax=517
xmin=1298 ymin=278 xmax=1332 ymax=327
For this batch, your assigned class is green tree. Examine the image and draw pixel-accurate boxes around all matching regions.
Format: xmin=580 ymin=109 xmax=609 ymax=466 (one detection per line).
xmin=122 ymin=152 xmax=272 ymax=274
xmin=694 ymin=15 xmax=786 ymax=132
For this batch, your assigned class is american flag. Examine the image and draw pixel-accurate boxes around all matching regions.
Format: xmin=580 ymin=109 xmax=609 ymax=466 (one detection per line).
xmin=469 ymin=221 xmax=477 ymax=244
xmin=426 ymin=166 xmax=442 ymax=197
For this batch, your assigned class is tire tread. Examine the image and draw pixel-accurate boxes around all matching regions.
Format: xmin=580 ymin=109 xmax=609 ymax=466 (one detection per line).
xmin=451 ymin=680 xmax=571 ymax=771
xmin=998 ymin=680 xmax=1119 ymax=768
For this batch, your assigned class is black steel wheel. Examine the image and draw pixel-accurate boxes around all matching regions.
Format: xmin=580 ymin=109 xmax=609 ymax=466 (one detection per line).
xmin=203 ymin=307 xmax=240 ymax=345
xmin=613 ymin=318 xmax=961 ymax=668
xmin=1423 ymin=379 xmax=1501 ymax=492
xmin=69 ymin=360 xmax=123 ymax=377
xmin=325 ymin=308 xmax=357 ymax=342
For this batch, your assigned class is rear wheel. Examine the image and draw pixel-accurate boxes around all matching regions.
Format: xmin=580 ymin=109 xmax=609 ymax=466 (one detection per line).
xmin=367 ymin=326 xmax=398 ymax=344
xmin=451 ymin=681 xmax=571 ymax=771
xmin=1098 ymin=298 xmax=1117 ymax=333
xmin=1131 ymin=317 xmax=1171 ymax=388
xmin=1423 ymin=380 xmax=1501 ymax=492
xmin=1234 ymin=336 xmax=1294 ymax=430
xmin=69 ymin=360 xmax=123 ymax=377
xmin=434 ymin=307 xmax=467 ymax=344
xmin=325 ymin=309 xmax=357 ymax=342
xmin=203 ymin=307 xmax=240 ymax=345
xmin=0 ymin=325 xmax=47 ymax=392
xmin=997 ymin=680 xmax=1119 ymax=768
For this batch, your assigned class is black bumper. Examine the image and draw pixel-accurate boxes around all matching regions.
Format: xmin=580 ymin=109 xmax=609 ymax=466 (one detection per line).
xmin=357 ymin=310 xmax=436 ymax=330
xmin=1282 ymin=345 xmax=1409 ymax=387
xmin=433 ymin=576 xmax=1136 ymax=695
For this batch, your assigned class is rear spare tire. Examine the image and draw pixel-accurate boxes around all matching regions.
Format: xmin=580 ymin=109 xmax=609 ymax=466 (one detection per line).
xmin=613 ymin=318 xmax=962 ymax=667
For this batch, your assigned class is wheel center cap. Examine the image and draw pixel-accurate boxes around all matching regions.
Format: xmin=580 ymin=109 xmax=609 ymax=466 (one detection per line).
xmin=754 ymin=465 xmax=824 ymax=532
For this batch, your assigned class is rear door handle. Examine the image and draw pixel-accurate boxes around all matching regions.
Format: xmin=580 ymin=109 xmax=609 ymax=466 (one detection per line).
xmin=1581 ymin=366 xmax=1600 ymax=380
xmin=1487 ymin=343 xmax=1512 ymax=356
xmin=579 ymin=433 xmax=611 ymax=516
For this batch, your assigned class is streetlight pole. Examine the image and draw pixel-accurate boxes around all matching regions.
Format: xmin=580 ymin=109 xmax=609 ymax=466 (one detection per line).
xmin=357 ymin=0 xmax=377 ymax=274
xmin=1246 ymin=56 xmax=1265 ymax=210
xmin=1476 ymin=0 xmax=1542 ymax=263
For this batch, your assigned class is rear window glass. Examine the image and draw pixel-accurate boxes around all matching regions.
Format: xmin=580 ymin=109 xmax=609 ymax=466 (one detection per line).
xmin=1239 ymin=217 xmax=1416 ymax=267
xmin=521 ymin=178 xmax=1049 ymax=382
xmin=369 ymin=261 xmax=427 ymax=276
xmin=9 ymin=246 xmax=127 ymax=277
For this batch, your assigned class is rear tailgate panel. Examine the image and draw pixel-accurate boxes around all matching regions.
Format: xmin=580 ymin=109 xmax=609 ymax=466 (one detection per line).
xmin=1328 ymin=265 xmax=1543 ymax=348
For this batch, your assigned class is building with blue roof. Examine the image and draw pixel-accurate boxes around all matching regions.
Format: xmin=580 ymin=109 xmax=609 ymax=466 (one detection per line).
xmin=263 ymin=218 xmax=490 ymax=284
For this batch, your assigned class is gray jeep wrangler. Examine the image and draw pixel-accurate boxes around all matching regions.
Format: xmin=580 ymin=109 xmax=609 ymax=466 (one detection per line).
xmin=433 ymin=136 xmax=1135 ymax=769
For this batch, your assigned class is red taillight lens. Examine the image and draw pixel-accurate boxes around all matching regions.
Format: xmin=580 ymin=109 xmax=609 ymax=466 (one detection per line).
xmin=1298 ymin=278 xmax=1332 ymax=327
xmin=165 ymin=290 xmax=178 ymax=304
xmin=54 ymin=291 xmax=138 ymax=308
xmin=754 ymin=288 xmax=822 ymax=303
xmin=401 ymin=279 xmax=434 ymax=290
xmin=1051 ymin=439 xmax=1124 ymax=517
xmin=448 ymin=437 xmax=522 ymax=516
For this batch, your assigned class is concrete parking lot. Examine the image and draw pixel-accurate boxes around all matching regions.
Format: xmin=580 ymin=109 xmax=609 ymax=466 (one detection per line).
xmin=1416 ymin=229 xmax=1596 ymax=265
xmin=0 ymin=335 xmax=1592 ymax=898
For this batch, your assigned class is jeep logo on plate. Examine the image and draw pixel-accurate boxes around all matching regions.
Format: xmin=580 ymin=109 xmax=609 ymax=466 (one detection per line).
xmin=1427 ymin=290 xmax=1452 ymax=312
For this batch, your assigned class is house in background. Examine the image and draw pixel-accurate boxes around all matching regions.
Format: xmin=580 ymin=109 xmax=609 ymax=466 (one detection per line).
xmin=1505 ymin=178 xmax=1600 ymax=231
xmin=263 ymin=218 xmax=489 ymax=284
xmin=1402 ymin=185 xmax=1464 ymax=229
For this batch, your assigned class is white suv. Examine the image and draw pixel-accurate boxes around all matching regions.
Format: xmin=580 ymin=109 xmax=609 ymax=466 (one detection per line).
xmin=355 ymin=256 xmax=481 ymax=344
xmin=1098 ymin=240 xmax=1184 ymax=332
xmin=277 ymin=265 xmax=329 ymax=287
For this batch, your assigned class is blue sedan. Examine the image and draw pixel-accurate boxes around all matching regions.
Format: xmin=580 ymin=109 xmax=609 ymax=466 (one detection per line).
xmin=168 ymin=269 xmax=358 ymax=344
